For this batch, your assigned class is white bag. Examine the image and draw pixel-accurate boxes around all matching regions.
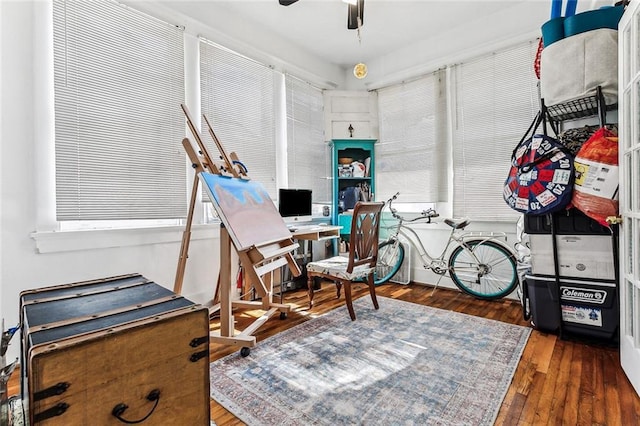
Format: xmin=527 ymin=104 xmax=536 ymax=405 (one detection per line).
xmin=540 ymin=28 xmax=618 ymax=107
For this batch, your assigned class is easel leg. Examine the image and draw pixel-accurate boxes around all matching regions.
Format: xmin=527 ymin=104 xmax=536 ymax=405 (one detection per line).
xmin=262 ymin=271 xmax=273 ymax=310
xmin=219 ymin=226 xmax=234 ymax=337
xmin=173 ymin=172 xmax=200 ymax=294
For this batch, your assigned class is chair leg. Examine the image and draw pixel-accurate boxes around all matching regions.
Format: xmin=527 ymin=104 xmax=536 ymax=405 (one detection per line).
xmin=307 ymin=274 xmax=315 ymax=309
xmin=335 ymin=281 xmax=342 ymax=299
xmin=367 ymin=274 xmax=379 ymax=310
xmin=343 ymin=281 xmax=356 ymax=321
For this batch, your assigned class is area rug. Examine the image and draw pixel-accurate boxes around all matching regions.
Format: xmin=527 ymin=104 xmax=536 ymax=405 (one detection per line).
xmin=210 ymin=296 xmax=531 ymax=425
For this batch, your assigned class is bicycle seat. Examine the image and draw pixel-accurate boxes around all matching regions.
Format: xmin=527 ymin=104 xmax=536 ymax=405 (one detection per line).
xmin=444 ymin=218 xmax=470 ymax=229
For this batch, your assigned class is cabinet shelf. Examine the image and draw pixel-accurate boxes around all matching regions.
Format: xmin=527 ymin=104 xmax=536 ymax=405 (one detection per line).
xmin=331 ymin=139 xmax=376 ymax=236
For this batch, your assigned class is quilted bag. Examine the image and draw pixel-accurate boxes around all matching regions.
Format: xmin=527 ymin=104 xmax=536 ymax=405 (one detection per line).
xmin=503 ymin=111 xmax=574 ymax=215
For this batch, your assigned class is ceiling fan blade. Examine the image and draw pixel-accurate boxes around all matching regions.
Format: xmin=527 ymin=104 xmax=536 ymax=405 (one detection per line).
xmin=347 ymin=0 xmax=364 ymax=30
xmin=279 ymin=0 xmax=300 ymax=5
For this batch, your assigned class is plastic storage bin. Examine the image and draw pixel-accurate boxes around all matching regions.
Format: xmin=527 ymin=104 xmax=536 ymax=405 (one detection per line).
xmin=529 ymin=234 xmax=616 ymax=280
xmin=524 ymin=274 xmax=619 ymax=340
xmin=523 ymin=208 xmax=611 ymax=235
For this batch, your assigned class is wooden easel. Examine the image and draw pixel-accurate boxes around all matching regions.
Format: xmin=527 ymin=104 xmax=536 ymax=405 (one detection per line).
xmin=174 ymin=104 xmax=301 ymax=355
xmin=173 ymin=104 xmax=242 ymax=298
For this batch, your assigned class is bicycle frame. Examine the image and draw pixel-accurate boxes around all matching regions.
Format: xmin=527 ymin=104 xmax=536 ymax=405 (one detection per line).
xmin=379 ymin=199 xmax=513 ymax=276
xmin=382 ymin=218 xmax=468 ymax=275
xmin=376 ymin=193 xmax=518 ymax=299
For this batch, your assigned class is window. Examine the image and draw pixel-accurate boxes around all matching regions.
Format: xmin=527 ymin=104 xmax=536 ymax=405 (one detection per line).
xmin=284 ymin=74 xmax=330 ymax=203
xmin=53 ymin=0 xmax=186 ymax=221
xmin=200 ymin=40 xmax=278 ymax=198
xmin=376 ymin=70 xmax=448 ymax=203
xmin=451 ymin=41 xmax=539 ymax=220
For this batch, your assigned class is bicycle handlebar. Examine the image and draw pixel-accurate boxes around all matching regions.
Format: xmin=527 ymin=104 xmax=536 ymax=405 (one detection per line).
xmin=385 ymin=192 xmax=439 ymax=223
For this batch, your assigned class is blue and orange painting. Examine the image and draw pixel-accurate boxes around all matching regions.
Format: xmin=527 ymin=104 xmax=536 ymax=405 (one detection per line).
xmin=200 ymin=172 xmax=291 ymax=251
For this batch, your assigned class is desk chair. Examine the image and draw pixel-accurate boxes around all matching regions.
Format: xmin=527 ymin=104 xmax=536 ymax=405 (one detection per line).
xmin=305 ymin=202 xmax=384 ymax=320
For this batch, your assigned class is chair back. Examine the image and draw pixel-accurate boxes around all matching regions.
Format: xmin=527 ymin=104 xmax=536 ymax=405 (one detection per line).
xmin=347 ymin=202 xmax=385 ymax=272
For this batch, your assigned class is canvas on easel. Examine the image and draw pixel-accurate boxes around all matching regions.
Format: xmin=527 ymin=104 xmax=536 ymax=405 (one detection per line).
xmin=174 ymin=104 xmax=300 ymax=356
xmin=200 ymin=173 xmax=292 ymax=252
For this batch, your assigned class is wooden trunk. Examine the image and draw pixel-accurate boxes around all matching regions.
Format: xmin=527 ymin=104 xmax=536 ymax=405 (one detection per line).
xmin=20 ymin=273 xmax=210 ymax=425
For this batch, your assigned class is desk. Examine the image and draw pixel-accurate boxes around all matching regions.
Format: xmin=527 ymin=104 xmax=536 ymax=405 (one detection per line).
xmin=278 ymin=225 xmax=341 ymax=297
xmin=289 ymin=224 xmax=341 ymax=241
xmin=244 ymin=225 xmax=341 ymax=301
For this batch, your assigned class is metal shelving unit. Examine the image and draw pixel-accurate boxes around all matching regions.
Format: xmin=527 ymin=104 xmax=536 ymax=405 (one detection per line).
xmin=531 ymin=86 xmax=620 ymax=342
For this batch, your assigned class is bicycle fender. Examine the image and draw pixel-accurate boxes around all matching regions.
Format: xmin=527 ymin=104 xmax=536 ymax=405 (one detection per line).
xmin=463 ymin=237 xmax=515 ymax=256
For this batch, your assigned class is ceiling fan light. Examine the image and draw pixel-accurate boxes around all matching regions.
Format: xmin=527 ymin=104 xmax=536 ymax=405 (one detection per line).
xmin=353 ymin=63 xmax=367 ymax=79
xmin=347 ymin=0 xmax=364 ymax=29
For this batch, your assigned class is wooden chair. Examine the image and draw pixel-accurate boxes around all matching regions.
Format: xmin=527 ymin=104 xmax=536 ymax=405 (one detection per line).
xmin=306 ymin=201 xmax=384 ymax=320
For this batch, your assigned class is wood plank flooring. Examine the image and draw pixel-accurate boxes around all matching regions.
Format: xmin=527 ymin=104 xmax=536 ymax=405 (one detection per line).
xmin=8 ymin=281 xmax=640 ymax=425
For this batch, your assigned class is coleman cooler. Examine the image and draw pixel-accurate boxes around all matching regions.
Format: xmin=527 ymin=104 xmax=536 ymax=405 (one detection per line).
xmin=524 ymin=274 xmax=619 ymax=341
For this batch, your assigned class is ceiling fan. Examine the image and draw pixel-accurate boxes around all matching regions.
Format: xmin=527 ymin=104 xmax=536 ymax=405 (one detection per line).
xmin=278 ymin=0 xmax=365 ymax=30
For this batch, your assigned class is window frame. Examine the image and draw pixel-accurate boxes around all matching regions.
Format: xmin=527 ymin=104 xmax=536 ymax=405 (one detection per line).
xmin=52 ymin=0 xmax=188 ymax=224
xmin=199 ymin=38 xmax=279 ymax=200
xmin=450 ymin=40 xmax=539 ymax=221
xmin=375 ymin=70 xmax=448 ymax=204
xmin=284 ymin=73 xmax=330 ymax=205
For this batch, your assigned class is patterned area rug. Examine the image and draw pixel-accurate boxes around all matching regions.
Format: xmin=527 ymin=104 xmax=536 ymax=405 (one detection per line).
xmin=210 ymin=297 xmax=531 ymax=425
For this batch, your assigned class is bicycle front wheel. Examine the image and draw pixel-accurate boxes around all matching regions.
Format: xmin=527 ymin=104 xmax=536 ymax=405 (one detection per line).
xmin=374 ymin=240 xmax=405 ymax=285
xmin=448 ymin=239 xmax=517 ymax=300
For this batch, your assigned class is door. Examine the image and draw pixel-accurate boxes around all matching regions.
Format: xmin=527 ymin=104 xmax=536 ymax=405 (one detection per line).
xmin=619 ymin=1 xmax=640 ymax=396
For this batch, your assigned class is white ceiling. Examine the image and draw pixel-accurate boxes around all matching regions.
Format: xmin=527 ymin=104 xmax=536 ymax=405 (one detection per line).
xmin=209 ymin=0 xmax=534 ymax=67
xmin=151 ymin=0 xmax=610 ymax=85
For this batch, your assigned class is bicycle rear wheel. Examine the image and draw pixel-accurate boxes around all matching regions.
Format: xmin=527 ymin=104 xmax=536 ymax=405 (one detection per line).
xmin=448 ymin=239 xmax=517 ymax=300
xmin=374 ymin=239 xmax=405 ymax=285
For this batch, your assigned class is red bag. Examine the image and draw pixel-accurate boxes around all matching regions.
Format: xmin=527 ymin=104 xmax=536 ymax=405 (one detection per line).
xmin=571 ymin=127 xmax=618 ymax=226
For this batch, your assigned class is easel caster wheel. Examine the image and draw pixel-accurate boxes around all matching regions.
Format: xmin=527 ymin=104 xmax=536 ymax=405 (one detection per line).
xmin=279 ymin=312 xmax=287 ymax=320
xmin=240 ymin=347 xmax=250 ymax=357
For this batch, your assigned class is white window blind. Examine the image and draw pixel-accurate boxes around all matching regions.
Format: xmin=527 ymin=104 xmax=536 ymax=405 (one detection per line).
xmin=200 ymin=40 xmax=277 ymax=198
xmin=376 ymin=70 xmax=448 ymax=203
xmin=452 ymin=41 xmax=539 ymax=220
xmin=53 ymin=0 xmax=186 ymax=221
xmin=284 ymin=74 xmax=330 ymax=203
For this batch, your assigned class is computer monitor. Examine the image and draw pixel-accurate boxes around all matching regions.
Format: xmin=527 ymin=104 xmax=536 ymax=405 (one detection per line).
xmin=278 ymin=188 xmax=312 ymax=224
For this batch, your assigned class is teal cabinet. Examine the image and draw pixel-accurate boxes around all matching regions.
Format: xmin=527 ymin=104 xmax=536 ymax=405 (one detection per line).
xmin=331 ymin=139 xmax=376 ymax=236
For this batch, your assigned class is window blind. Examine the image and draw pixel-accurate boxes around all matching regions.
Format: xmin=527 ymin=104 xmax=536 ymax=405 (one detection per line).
xmin=53 ymin=0 xmax=186 ymax=221
xmin=200 ymin=40 xmax=277 ymax=198
xmin=376 ymin=71 xmax=448 ymax=203
xmin=284 ymin=74 xmax=330 ymax=203
xmin=451 ymin=41 xmax=539 ymax=220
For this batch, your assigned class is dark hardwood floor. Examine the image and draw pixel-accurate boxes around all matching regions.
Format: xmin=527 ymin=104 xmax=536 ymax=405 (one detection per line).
xmin=8 ymin=281 xmax=640 ymax=425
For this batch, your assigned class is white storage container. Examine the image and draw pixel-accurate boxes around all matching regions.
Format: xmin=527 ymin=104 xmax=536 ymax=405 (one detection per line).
xmin=529 ymin=234 xmax=615 ymax=280
xmin=540 ymin=28 xmax=618 ymax=107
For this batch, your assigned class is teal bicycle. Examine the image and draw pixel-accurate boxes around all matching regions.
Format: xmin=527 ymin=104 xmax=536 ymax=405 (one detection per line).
xmin=374 ymin=193 xmax=518 ymax=300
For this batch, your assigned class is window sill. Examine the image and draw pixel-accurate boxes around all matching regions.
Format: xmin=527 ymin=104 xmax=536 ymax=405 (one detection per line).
xmin=30 ymin=224 xmax=220 ymax=254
